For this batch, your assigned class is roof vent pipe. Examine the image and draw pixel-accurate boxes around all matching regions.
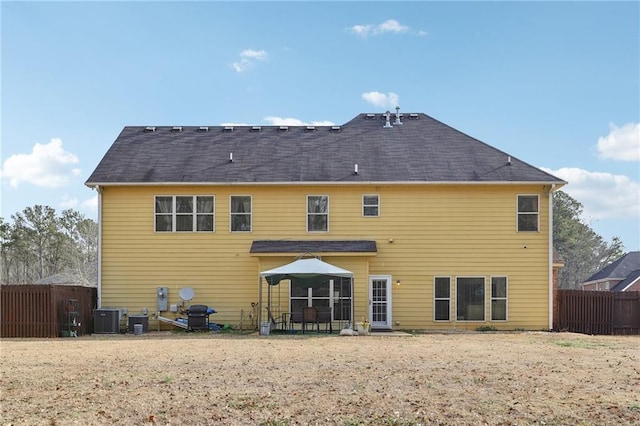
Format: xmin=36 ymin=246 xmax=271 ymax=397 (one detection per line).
xmin=383 ymin=111 xmax=392 ymax=128
xmin=354 ymin=164 xmax=359 ymax=175
xmin=229 ymin=153 xmax=234 ymax=163
xmin=394 ymin=106 xmax=403 ymax=125
xmin=507 ymin=156 xmax=512 ymax=166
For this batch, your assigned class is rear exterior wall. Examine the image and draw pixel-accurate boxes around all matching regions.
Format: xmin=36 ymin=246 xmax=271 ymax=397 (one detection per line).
xmin=99 ymin=183 xmax=552 ymax=330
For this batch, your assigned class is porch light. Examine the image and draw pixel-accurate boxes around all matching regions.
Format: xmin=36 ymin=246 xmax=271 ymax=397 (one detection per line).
xmin=396 ymin=280 xmax=401 ymax=286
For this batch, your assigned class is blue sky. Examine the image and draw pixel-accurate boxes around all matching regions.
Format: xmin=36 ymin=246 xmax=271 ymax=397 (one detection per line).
xmin=2 ymin=1 xmax=639 ymax=250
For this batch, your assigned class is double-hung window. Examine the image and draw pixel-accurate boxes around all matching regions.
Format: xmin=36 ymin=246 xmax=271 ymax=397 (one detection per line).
xmin=230 ymin=196 xmax=252 ymax=232
xmin=517 ymin=195 xmax=539 ymax=232
xmin=307 ymin=195 xmax=328 ymax=232
xmin=362 ymin=195 xmax=380 ymax=217
xmin=434 ymin=277 xmax=451 ymax=321
xmin=155 ymin=196 xmax=214 ymax=232
xmin=491 ymin=276 xmax=508 ymax=321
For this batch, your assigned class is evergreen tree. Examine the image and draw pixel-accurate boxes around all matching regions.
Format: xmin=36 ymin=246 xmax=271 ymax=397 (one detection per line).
xmin=553 ymin=190 xmax=624 ymax=289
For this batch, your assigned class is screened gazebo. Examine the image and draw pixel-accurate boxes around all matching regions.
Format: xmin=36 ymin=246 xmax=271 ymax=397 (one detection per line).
xmin=259 ymin=257 xmax=354 ymax=333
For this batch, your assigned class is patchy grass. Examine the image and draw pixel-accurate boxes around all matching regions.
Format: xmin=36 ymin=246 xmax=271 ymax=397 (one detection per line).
xmin=1 ymin=332 xmax=639 ymax=425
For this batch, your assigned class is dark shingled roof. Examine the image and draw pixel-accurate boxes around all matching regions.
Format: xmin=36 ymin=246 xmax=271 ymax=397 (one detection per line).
xmin=250 ymin=240 xmax=377 ymax=254
xmin=86 ymin=113 xmax=566 ymax=185
xmin=583 ymin=251 xmax=640 ymax=283
xmin=611 ymin=269 xmax=640 ymax=292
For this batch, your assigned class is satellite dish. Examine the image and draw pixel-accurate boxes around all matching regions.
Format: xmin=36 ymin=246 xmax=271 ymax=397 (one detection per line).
xmin=179 ymin=287 xmax=195 ymax=301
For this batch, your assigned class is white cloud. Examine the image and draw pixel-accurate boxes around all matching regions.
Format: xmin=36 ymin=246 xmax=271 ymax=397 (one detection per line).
xmin=263 ymin=116 xmax=335 ymax=126
xmin=362 ymin=91 xmax=400 ymax=109
xmin=348 ymin=19 xmax=421 ymax=38
xmin=543 ymin=167 xmax=640 ymax=220
xmin=59 ymin=194 xmax=78 ymax=209
xmin=81 ymin=195 xmax=98 ymax=214
xmin=1 ymin=138 xmax=80 ymax=188
xmin=232 ymin=49 xmax=268 ymax=72
xmin=597 ymin=122 xmax=640 ymax=162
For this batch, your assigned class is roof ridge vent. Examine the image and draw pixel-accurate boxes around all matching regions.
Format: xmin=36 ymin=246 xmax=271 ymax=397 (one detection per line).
xmin=224 ymin=126 xmax=234 ymax=132
xmin=145 ymin=126 xmax=156 ymax=132
xmin=383 ymin=111 xmax=392 ymax=128
xmin=251 ymin=126 xmax=261 ymax=132
xmin=366 ymin=113 xmax=375 ymax=119
xmin=394 ymin=106 xmax=403 ymax=125
xmin=409 ymin=113 xmax=419 ymax=119
xmin=199 ymin=126 xmax=209 ymax=132
xmin=172 ymin=126 xmax=183 ymax=132
xmin=279 ymin=126 xmax=289 ymax=131
xmin=306 ymin=126 xmax=316 ymax=131
xmin=331 ymin=126 xmax=341 ymax=131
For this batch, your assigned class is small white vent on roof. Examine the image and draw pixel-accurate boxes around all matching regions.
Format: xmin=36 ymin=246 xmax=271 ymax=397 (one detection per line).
xmin=409 ymin=113 xmax=419 ymax=119
xmin=199 ymin=126 xmax=209 ymax=132
xmin=172 ymin=126 xmax=182 ymax=132
xmin=366 ymin=113 xmax=375 ymax=119
xmin=251 ymin=126 xmax=261 ymax=132
xmin=331 ymin=126 xmax=341 ymax=131
xmin=224 ymin=126 xmax=234 ymax=132
xmin=229 ymin=153 xmax=234 ymax=163
xmin=354 ymin=164 xmax=359 ymax=175
xmin=306 ymin=126 xmax=316 ymax=131
xmin=383 ymin=111 xmax=392 ymax=128
xmin=279 ymin=126 xmax=288 ymax=131
xmin=145 ymin=126 xmax=156 ymax=132
xmin=394 ymin=106 xmax=403 ymax=125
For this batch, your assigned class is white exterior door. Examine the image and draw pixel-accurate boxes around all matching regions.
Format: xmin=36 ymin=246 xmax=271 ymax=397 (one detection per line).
xmin=369 ymin=275 xmax=392 ymax=330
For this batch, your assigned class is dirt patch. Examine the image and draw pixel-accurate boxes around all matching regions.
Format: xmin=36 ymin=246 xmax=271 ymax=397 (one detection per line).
xmin=1 ymin=332 xmax=639 ymax=425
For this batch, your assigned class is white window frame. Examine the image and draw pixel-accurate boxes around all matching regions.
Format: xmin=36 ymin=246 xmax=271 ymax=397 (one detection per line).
xmin=230 ymin=195 xmax=252 ymax=233
xmin=154 ymin=195 xmax=215 ymax=233
xmin=433 ymin=276 xmax=451 ymax=322
xmin=455 ymin=276 xmax=486 ymax=322
xmin=517 ymin=194 xmax=540 ymax=232
xmin=490 ymin=276 xmax=508 ymax=321
xmin=307 ymin=195 xmax=329 ymax=233
xmin=362 ymin=194 xmax=380 ymax=217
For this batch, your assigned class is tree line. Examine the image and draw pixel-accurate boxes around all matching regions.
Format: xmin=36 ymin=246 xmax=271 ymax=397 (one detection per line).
xmin=0 ymin=191 xmax=626 ymax=288
xmin=0 ymin=206 xmax=97 ymax=285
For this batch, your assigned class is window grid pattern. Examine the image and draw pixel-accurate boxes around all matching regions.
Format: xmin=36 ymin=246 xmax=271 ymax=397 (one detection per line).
xmin=491 ymin=276 xmax=508 ymax=321
xmin=155 ymin=196 xmax=214 ymax=232
xmin=517 ymin=194 xmax=539 ymax=232
xmin=362 ymin=194 xmax=380 ymax=217
xmin=230 ymin=196 xmax=252 ymax=232
xmin=307 ymin=195 xmax=329 ymax=232
xmin=434 ymin=277 xmax=451 ymax=321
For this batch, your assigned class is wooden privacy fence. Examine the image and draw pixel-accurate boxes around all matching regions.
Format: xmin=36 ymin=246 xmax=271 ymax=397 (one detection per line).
xmin=1 ymin=285 xmax=97 ymax=338
xmin=556 ymin=290 xmax=640 ymax=335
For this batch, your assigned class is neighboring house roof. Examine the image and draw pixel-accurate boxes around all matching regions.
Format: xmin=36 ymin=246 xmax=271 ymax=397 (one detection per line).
xmin=250 ymin=240 xmax=377 ymax=254
xmin=86 ymin=113 xmax=566 ymax=186
xmin=611 ymin=269 xmax=640 ymax=292
xmin=582 ymin=251 xmax=640 ymax=286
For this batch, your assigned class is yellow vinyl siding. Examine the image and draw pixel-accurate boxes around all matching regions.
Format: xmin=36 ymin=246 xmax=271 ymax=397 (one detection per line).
xmin=99 ymin=183 xmax=551 ymax=330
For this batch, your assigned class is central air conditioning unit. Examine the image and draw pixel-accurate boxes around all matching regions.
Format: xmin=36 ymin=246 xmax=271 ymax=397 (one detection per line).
xmin=94 ymin=309 xmax=120 ymax=334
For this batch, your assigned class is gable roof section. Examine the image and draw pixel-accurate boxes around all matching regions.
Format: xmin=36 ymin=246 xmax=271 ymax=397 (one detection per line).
xmin=611 ymin=269 xmax=640 ymax=292
xmin=86 ymin=113 xmax=565 ymax=186
xmin=583 ymin=251 xmax=640 ymax=284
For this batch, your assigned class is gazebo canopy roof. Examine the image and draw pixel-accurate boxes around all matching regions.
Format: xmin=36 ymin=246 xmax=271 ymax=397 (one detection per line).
xmin=259 ymin=258 xmax=353 ymax=286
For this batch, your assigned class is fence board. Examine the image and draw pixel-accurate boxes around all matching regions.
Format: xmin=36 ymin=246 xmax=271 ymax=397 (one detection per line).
xmin=1 ymin=285 xmax=97 ymax=338
xmin=557 ymin=290 xmax=640 ymax=335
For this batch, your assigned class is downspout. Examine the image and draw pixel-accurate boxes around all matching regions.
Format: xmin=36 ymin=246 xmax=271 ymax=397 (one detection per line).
xmin=96 ymin=185 xmax=103 ymax=309
xmin=548 ymin=184 xmax=556 ymax=330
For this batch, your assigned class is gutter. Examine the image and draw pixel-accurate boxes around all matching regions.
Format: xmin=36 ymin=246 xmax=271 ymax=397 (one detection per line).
xmin=548 ymin=183 xmax=557 ymax=330
xmin=85 ymin=180 xmax=568 ymax=187
xmin=96 ymin=185 xmax=103 ymax=309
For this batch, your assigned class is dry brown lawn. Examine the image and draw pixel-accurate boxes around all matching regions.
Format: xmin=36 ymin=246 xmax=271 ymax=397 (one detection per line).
xmin=1 ymin=331 xmax=639 ymax=425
